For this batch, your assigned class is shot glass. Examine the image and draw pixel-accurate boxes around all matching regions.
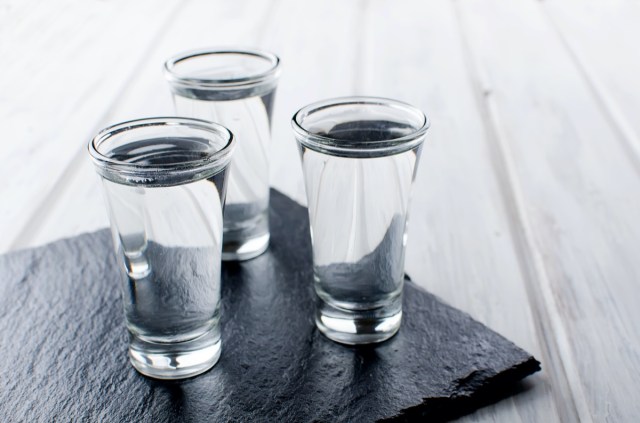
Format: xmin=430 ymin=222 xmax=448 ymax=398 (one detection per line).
xmin=88 ymin=117 xmax=235 ymax=379
xmin=292 ymin=97 xmax=429 ymax=345
xmin=164 ymin=48 xmax=281 ymax=261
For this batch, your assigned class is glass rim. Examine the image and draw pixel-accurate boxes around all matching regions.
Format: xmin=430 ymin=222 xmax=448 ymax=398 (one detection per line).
xmin=88 ymin=117 xmax=235 ymax=184
xmin=163 ymin=47 xmax=281 ymax=90
xmin=291 ymin=96 xmax=430 ymax=157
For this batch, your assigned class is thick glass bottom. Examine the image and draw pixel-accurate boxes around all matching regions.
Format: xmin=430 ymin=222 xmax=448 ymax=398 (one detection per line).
xmin=222 ymin=204 xmax=269 ymax=261
xmin=315 ymin=295 xmax=402 ymax=345
xmin=222 ymin=232 xmax=269 ymax=261
xmin=128 ymin=328 xmax=221 ymax=380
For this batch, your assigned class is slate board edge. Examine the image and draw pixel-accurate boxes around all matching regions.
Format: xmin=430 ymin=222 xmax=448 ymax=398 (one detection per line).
xmin=377 ymin=278 xmax=542 ymax=421
xmin=382 ymin=354 xmax=541 ymax=422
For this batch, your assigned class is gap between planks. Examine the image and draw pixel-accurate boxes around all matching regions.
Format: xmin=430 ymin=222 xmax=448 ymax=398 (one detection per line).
xmin=12 ymin=0 xmax=291 ymax=251
xmin=451 ymin=0 xmax=589 ymax=421
xmin=8 ymin=0 xmax=190 ymax=252
xmin=537 ymin=1 xmax=640 ymax=177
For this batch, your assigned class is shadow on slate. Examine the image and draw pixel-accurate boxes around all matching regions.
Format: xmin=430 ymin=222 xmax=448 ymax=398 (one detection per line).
xmin=0 ymin=189 xmax=540 ymax=422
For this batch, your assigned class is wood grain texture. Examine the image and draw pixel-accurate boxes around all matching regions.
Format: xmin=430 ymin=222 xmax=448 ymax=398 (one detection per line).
xmin=263 ymin=0 xmax=365 ymax=205
xmin=11 ymin=0 xmax=276 ymax=250
xmin=3 ymin=0 xmax=640 ymax=420
xmin=0 ymin=0 xmax=182 ymax=253
xmin=456 ymin=0 xmax=640 ymax=421
xmin=15 ymin=0 xmax=365 ymax=250
xmin=360 ymin=1 xmax=562 ymax=421
xmin=542 ymin=0 xmax=640 ymax=168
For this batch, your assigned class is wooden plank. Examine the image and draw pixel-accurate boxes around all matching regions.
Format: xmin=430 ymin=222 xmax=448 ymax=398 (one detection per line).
xmin=455 ymin=0 xmax=640 ymax=421
xmin=0 ymin=0 xmax=182 ymax=253
xmin=541 ymin=0 xmax=640 ymax=168
xmin=17 ymin=1 xmax=640 ymax=421
xmin=265 ymin=0 xmax=365 ymax=205
xmin=14 ymin=1 xmax=568 ymax=420
xmin=361 ymin=1 xmax=564 ymax=421
xmin=16 ymin=0 xmax=363 ymax=249
xmin=9 ymin=0 xmax=276 ymax=250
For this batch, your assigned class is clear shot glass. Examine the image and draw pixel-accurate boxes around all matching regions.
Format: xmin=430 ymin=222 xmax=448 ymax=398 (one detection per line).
xmin=292 ymin=97 xmax=429 ymax=345
xmin=164 ymin=48 xmax=281 ymax=261
xmin=88 ymin=117 xmax=235 ymax=379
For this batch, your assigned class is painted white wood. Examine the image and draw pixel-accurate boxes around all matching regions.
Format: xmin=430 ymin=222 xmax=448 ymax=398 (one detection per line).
xmin=11 ymin=0 xmax=276 ymax=250
xmin=456 ymin=0 xmax=640 ymax=421
xmin=5 ymin=0 xmax=640 ymax=421
xmin=542 ymin=0 xmax=640 ymax=169
xmin=361 ymin=1 xmax=562 ymax=421
xmin=17 ymin=0 xmax=364 ymax=250
xmin=263 ymin=0 xmax=365 ymax=205
xmin=0 ymin=0 xmax=182 ymax=253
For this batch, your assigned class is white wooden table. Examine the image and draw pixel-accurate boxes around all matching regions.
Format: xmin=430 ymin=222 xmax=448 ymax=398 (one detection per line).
xmin=2 ymin=0 xmax=639 ymax=421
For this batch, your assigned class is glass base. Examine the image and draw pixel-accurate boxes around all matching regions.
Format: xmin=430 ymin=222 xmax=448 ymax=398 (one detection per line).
xmin=128 ymin=328 xmax=221 ymax=380
xmin=222 ymin=232 xmax=269 ymax=261
xmin=315 ymin=295 xmax=402 ymax=345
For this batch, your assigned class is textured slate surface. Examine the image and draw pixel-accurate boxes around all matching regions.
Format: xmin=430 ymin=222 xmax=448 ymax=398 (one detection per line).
xmin=0 ymin=190 xmax=540 ymax=422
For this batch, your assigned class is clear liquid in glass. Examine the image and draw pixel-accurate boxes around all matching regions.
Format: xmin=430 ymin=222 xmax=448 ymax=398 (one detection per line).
xmin=299 ymin=120 xmax=422 ymax=344
xmin=101 ymin=136 xmax=228 ymax=378
xmin=172 ymin=88 xmax=275 ymax=260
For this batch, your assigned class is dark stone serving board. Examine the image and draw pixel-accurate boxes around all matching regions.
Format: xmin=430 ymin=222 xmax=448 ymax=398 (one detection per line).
xmin=0 ymin=190 xmax=540 ymax=422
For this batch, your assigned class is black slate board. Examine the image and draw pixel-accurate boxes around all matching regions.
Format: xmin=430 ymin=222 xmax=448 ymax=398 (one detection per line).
xmin=0 ymin=190 xmax=540 ymax=422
